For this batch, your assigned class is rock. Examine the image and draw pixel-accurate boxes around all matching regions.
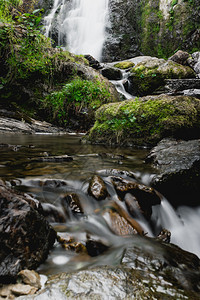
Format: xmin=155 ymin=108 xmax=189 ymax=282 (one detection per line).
xmin=164 ymin=79 xmax=200 ymax=94
xmin=60 ymin=193 xmax=84 ymax=216
xmin=87 ymin=94 xmax=200 ymax=147
xmin=0 ymin=181 xmax=56 ymax=282
xmin=100 ymin=66 xmax=122 ymax=80
xmin=11 ymin=283 xmax=37 ymax=296
xmin=85 ymin=240 xmax=109 ymax=257
xmin=111 ymin=176 xmax=161 ymax=219
xmin=40 ymin=179 xmax=68 ymax=189
xmin=103 ymin=209 xmax=139 ymax=236
xmin=18 ymin=270 xmax=41 ymax=289
xmin=183 ymin=89 xmax=200 ymax=99
xmin=146 ymin=138 xmax=200 ymax=206
xmin=187 ymin=51 xmax=200 ymax=78
xmin=168 ymin=50 xmax=189 ymax=65
xmin=84 ymin=55 xmax=101 ymax=70
xmin=88 ymin=175 xmax=109 ymax=201
xmin=17 ymin=242 xmax=200 ymax=299
xmin=30 ymin=155 xmax=73 ymax=163
xmin=124 ymin=193 xmax=143 ymax=218
xmin=156 ymin=229 xmax=171 ymax=243
xmin=41 ymin=203 xmax=66 ymax=223
xmin=128 ymin=57 xmax=195 ymax=96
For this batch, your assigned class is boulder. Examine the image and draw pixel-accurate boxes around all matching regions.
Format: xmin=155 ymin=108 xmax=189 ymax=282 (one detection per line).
xmin=146 ymin=138 xmax=200 ymax=207
xmin=128 ymin=57 xmax=195 ymax=96
xmin=87 ymin=94 xmax=200 ymax=147
xmin=0 ymin=181 xmax=56 ymax=282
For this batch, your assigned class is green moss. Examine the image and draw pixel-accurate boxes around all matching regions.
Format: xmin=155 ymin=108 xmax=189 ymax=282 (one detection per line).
xmin=129 ymin=59 xmax=195 ymax=96
xmin=114 ymin=61 xmax=135 ymax=69
xmin=88 ymin=95 xmax=200 ymax=146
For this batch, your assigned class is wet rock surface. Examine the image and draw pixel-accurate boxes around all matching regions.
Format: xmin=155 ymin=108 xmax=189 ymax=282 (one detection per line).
xmin=111 ymin=176 xmax=161 ymax=219
xmin=0 ymin=181 xmax=56 ymax=282
xmin=146 ymin=138 xmax=200 ymax=206
xmin=88 ymin=175 xmax=109 ymax=201
xmin=16 ymin=242 xmax=200 ymax=300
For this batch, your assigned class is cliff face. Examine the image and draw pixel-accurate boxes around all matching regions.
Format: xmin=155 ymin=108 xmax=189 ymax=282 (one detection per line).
xmin=32 ymin=0 xmax=199 ymax=61
xmin=102 ymin=0 xmax=141 ymax=61
xmin=103 ymin=0 xmax=200 ymax=61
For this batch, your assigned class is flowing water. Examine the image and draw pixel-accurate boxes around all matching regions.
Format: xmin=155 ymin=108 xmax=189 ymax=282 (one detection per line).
xmin=44 ymin=0 xmax=109 ymax=61
xmin=0 ymin=133 xmax=200 ymax=276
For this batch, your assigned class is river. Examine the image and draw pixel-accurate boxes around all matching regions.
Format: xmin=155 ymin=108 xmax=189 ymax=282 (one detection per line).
xmin=1 ymin=132 xmax=199 ymax=277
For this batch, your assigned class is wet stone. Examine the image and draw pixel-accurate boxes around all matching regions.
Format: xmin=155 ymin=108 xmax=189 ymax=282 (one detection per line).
xmin=111 ymin=176 xmax=161 ymax=218
xmin=0 ymin=181 xmax=56 ymax=282
xmin=61 ymin=193 xmax=84 ymax=216
xmin=11 ymin=283 xmax=37 ymax=296
xmin=88 ymin=175 xmax=109 ymax=201
xmin=18 ymin=270 xmax=41 ymax=289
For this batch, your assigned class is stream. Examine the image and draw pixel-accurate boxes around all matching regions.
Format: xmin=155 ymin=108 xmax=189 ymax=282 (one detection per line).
xmin=1 ymin=132 xmax=199 ymax=278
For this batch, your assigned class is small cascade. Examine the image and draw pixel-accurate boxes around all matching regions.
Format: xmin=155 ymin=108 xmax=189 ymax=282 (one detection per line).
xmin=110 ymin=69 xmax=133 ymax=100
xmin=151 ymin=198 xmax=200 ymax=258
xmin=43 ymin=0 xmax=109 ymax=61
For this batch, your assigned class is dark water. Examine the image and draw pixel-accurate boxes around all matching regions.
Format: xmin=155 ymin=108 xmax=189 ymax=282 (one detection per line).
xmin=0 ymin=133 xmax=199 ymax=275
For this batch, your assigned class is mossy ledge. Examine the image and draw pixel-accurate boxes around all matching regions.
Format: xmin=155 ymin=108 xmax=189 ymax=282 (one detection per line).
xmin=86 ymin=95 xmax=200 ymax=147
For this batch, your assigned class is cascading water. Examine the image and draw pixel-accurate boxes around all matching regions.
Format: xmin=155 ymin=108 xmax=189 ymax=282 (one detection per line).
xmin=44 ymin=0 xmax=109 ymax=61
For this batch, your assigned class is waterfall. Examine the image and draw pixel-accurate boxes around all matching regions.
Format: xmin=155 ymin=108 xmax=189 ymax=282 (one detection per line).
xmin=43 ymin=0 xmax=109 ymax=61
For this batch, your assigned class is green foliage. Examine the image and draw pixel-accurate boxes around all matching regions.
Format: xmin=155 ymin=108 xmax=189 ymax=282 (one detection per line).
xmin=42 ymin=78 xmax=111 ymax=126
xmin=0 ymin=9 xmax=54 ymax=87
xmin=0 ymin=0 xmax=22 ymax=22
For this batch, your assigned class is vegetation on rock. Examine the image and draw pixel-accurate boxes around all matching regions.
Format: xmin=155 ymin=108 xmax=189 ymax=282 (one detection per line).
xmin=0 ymin=1 xmax=117 ymax=129
xmin=129 ymin=58 xmax=196 ymax=95
xmin=87 ymin=95 xmax=200 ymax=147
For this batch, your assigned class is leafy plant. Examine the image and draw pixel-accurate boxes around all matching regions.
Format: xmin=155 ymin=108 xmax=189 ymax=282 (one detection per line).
xmin=42 ymin=78 xmax=112 ymax=126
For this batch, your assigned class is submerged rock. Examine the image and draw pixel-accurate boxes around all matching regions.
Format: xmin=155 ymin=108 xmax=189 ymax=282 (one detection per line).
xmin=146 ymin=138 xmax=200 ymax=207
xmin=0 ymin=181 xmax=56 ymax=282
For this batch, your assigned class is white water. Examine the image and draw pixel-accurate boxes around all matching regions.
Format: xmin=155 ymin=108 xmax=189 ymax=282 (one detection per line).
xmin=151 ymin=199 xmax=200 ymax=258
xmin=44 ymin=0 xmax=109 ymax=61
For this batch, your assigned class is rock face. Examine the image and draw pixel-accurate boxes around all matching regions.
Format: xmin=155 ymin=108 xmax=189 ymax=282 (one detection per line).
xmin=0 ymin=181 xmax=56 ymax=282
xmin=102 ymin=0 xmax=200 ymax=61
xmin=102 ymin=0 xmax=141 ymax=61
xmin=87 ymin=95 xmax=200 ymax=147
xmin=139 ymin=0 xmax=200 ymax=59
xmin=146 ymin=138 xmax=200 ymax=207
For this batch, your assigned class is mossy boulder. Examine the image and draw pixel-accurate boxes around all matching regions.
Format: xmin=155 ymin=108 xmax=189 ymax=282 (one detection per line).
xmin=114 ymin=61 xmax=135 ymax=69
xmin=87 ymin=95 xmax=200 ymax=147
xmin=128 ymin=57 xmax=196 ymax=96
